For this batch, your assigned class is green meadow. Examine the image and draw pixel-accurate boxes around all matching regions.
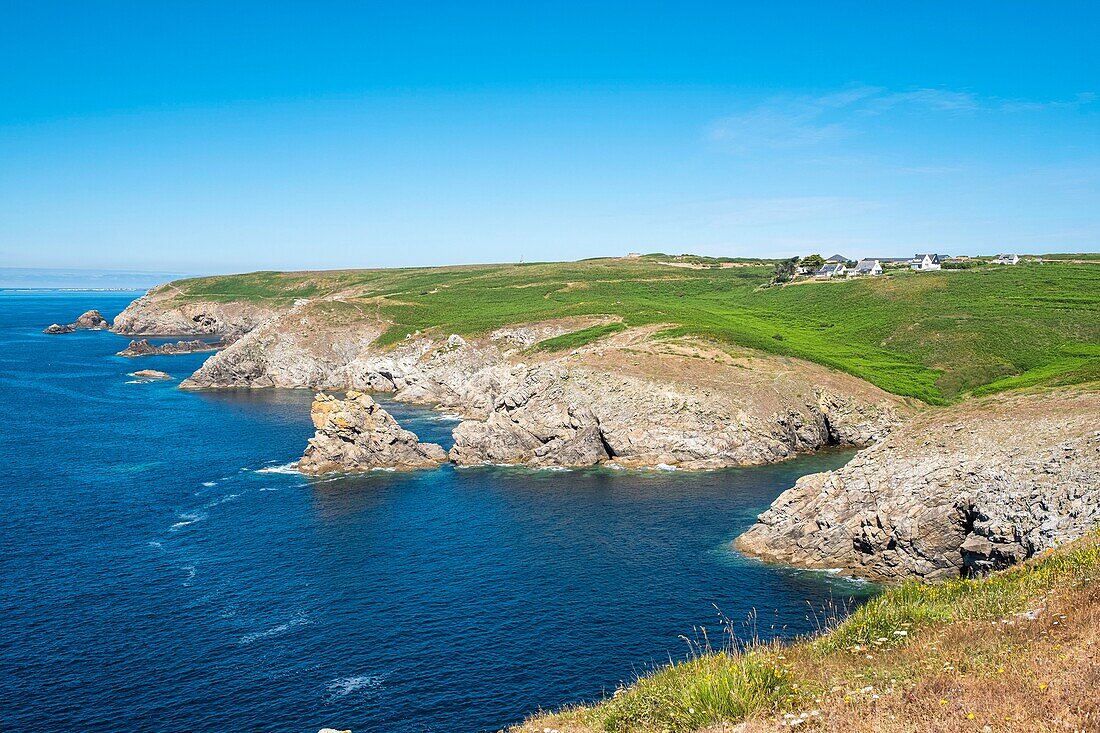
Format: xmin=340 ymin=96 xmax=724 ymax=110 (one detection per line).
xmin=166 ymin=258 xmax=1100 ymax=405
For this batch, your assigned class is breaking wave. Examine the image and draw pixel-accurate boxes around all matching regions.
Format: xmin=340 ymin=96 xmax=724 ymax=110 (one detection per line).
xmin=238 ymin=611 xmax=312 ymax=645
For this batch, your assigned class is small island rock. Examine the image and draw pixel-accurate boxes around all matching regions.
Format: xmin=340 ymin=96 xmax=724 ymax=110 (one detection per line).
xmin=43 ymin=309 xmax=109 ymax=334
xmin=73 ymin=310 xmax=110 ymax=329
xmin=131 ymin=369 xmax=173 ymax=380
xmin=298 ymin=392 xmax=447 ymax=474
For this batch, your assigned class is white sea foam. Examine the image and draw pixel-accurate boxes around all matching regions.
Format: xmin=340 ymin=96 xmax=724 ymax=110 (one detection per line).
xmin=201 ymin=481 xmax=217 ymax=487
xmin=539 ymin=465 xmax=572 ymax=472
xmin=147 ymin=540 xmax=164 ymax=551
xmin=432 ymin=412 xmax=463 ymax=422
xmin=371 ymin=467 xmax=396 ymax=472
xmin=204 ymin=493 xmax=241 ymax=508
xmin=238 ymin=612 xmax=312 ymax=645
xmin=255 ymin=462 xmax=300 ymax=475
xmin=182 ymin=565 xmax=196 ymax=585
xmin=170 ymin=510 xmax=207 ymax=531
xmin=325 ymin=674 xmax=384 ymax=700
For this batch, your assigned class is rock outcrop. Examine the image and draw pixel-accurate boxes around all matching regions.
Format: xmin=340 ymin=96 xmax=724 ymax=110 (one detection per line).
xmin=450 ymin=349 xmax=905 ymax=469
xmin=111 ymin=285 xmax=278 ymax=336
xmin=736 ymin=390 xmax=1100 ymax=581
xmin=131 ymin=369 xmax=173 ymax=380
xmin=298 ymin=392 xmax=447 ymax=474
xmin=43 ymin=309 xmax=109 ymax=334
xmin=117 ymin=338 xmax=223 ymax=357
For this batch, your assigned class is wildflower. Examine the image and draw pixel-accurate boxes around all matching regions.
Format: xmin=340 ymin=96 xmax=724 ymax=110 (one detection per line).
xmin=893 ymin=630 xmax=908 ymax=636
xmin=940 ymin=699 xmax=949 ymax=706
xmin=1039 ymin=683 xmax=1048 ymax=691
xmin=967 ymin=713 xmax=975 ymax=720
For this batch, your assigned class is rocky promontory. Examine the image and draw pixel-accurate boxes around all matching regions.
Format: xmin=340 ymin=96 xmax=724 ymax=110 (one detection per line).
xmin=116 ymin=338 xmax=224 ymax=357
xmin=298 ymin=392 xmax=447 ymax=474
xmin=117 ymin=288 xmax=911 ymax=469
xmin=43 ymin=309 xmax=109 ymax=334
xmin=111 ymin=285 xmax=278 ymax=336
xmin=736 ymin=390 xmax=1100 ymax=581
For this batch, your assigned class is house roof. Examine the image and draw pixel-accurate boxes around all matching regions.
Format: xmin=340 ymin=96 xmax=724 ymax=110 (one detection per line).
xmin=825 ymin=254 xmax=848 ymax=262
xmin=855 ymin=259 xmax=880 ymax=271
xmin=817 ymin=263 xmax=845 ymax=274
xmin=914 ymin=253 xmax=942 ymax=263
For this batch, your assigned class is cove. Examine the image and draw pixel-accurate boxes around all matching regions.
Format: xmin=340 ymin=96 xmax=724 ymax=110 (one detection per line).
xmin=0 ymin=290 xmax=876 ymax=733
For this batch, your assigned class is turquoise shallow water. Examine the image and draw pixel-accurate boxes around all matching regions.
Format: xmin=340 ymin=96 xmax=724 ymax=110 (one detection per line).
xmin=0 ymin=290 xmax=874 ymax=732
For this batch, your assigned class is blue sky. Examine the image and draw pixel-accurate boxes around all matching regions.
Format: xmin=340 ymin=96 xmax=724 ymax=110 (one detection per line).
xmin=1 ymin=1 xmax=1098 ymax=274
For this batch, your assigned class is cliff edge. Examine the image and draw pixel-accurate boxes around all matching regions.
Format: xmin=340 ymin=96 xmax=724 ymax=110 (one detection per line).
xmin=736 ymin=389 xmax=1100 ymax=581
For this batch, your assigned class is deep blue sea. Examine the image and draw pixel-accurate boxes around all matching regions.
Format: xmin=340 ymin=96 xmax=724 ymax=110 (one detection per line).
xmin=0 ymin=290 xmax=874 ymax=733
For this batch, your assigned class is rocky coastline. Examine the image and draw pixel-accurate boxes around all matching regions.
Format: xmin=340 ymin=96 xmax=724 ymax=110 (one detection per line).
xmin=736 ymin=390 xmax=1100 ymax=581
xmin=74 ymin=288 xmax=1099 ymax=583
xmin=109 ymin=293 xmax=909 ymax=470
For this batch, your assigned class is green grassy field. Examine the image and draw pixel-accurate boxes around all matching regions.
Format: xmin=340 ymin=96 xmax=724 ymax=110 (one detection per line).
xmin=164 ymin=258 xmax=1100 ymax=404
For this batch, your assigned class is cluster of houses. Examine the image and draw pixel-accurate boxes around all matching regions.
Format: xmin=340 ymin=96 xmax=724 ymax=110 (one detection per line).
xmin=807 ymin=252 xmax=1022 ymax=279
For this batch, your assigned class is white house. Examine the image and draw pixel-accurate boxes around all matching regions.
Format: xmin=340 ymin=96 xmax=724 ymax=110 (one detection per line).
xmin=993 ymin=253 xmax=1020 ymax=265
xmin=910 ymin=253 xmax=942 ymax=271
xmin=850 ymin=259 xmax=883 ymax=277
xmin=816 ymin=263 xmax=847 ymax=279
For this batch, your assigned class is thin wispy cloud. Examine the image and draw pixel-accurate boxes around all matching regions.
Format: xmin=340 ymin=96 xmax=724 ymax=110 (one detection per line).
xmin=709 ymin=86 xmax=1096 ymax=154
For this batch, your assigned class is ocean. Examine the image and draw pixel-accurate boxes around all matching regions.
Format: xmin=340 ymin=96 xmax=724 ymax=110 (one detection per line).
xmin=0 ymin=290 xmax=874 ymax=732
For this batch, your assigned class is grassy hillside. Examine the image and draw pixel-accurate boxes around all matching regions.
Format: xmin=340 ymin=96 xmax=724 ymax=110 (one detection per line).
xmin=516 ymin=532 xmax=1100 ymax=733
xmin=164 ymin=258 xmax=1100 ymax=404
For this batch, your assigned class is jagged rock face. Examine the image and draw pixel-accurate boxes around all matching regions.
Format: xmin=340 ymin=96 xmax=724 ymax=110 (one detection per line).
xmin=111 ymin=287 xmax=278 ymax=336
xmin=43 ymin=323 xmax=75 ymax=334
xmin=736 ymin=391 xmax=1100 ymax=581
xmin=450 ymin=363 xmax=904 ymax=469
xmin=116 ymin=338 xmax=222 ymax=357
xmin=450 ymin=368 xmax=612 ymax=467
xmin=298 ymin=392 xmax=447 ymax=474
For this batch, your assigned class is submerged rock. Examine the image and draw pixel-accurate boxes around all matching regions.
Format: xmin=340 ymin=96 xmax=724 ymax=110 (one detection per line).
xmin=298 ymin=392 xmax=447 ymax=474
xmin=117 ymin=338 xmax=222 ymax=357
xmin=736 ymin=390 xmax=1100 ymax=581
xmin=131 ymin=369 xmax=172 ymax=380
xmin=43 ymin=309 xmax=109 ymax=334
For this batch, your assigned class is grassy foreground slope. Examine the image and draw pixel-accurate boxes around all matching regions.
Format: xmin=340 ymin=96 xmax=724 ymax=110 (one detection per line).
xmin=517 ymin=532 xmax=1100 ymax=733
xmin=164 ymin=258 xmax=1100 ymax=404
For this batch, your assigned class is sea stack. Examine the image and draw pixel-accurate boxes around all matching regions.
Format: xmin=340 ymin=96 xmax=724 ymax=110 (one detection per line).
xmin=43 ymin=309 xmax=110 ymax=334
xmin=298 ymin=392 xmax=447 ymax=474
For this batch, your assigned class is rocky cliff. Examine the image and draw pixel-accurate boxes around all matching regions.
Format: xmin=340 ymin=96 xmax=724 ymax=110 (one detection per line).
xmin=111 ymin=285 xmax=280 ymax=336
xmin=736 ymin=390 xmax=1100 ymax=581
xmin=298 ymin=392 xmax=447 ymax=473
xmin=113 ymin=290 xmax=910 ymax=469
